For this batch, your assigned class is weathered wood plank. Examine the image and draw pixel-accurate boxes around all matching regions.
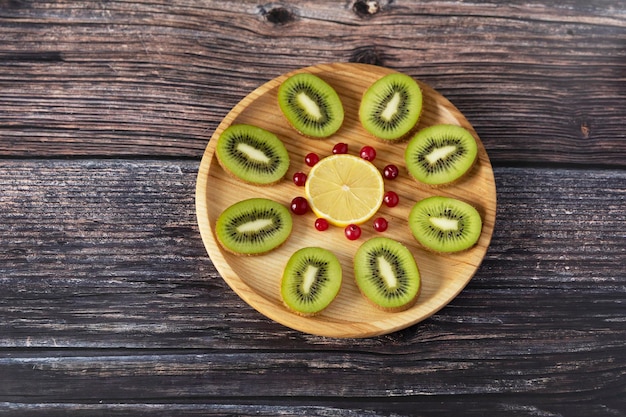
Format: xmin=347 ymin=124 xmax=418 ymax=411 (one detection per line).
xmin=0 ymin=351 xmax=624 ymax=414
xmin=1 ymin=1 xmax=624 ymax=415
xmin=0 ymin=1 xmax=624 ymax=165
xmin=0 ymin=399 xmax=618 ymax=417
xmin=0 ymin=160 xmax=624 ymax=349
xmin=0 ymin=160 xmax=624 ymax=413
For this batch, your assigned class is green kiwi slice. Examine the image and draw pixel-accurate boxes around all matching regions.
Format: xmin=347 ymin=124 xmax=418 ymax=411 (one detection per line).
xmin=277 ymin=73 xmax=344 ymax=138
xmin=405 ymin=124 xmax=478 ymax=186
xmin=215 ymin=198 xmax=292 ymax=256
xmin=359 ymin=73 xmax=423 ymax=141
xmin=353 ymin=237 xmax=421 ymax=312
xmin=280 ymin=247 xmax=342 ymax=316
xmin=409 ymin=196 xmax=482 ymax=253
xmin=215 ymin=124 xmax=290 ymax=185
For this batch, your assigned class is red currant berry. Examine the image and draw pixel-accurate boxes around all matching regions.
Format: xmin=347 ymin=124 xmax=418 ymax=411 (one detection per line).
xmin=290 ymin=196 xmax=309 ymax=215
xmin=332 ymin=142 xmax=348 ymax=154
xmin=373 ymin=217 xmax=388 ymax=232
xmin=293 ymin=172 xmax=307 ymax=186
xmin=305 ymin=152 xmax=320 ymax=167
xmin=344 ymin=224 xmax=362 ymax=240
xmin=314 ymin=218 xmax=329 ymax=231
xmin=383 ymin=164 xmax=399 ymax=180
xmin=360 ymin=146 xmax=376 ymax=161
xmin=383 ymin=191 xmax=399 ymax=207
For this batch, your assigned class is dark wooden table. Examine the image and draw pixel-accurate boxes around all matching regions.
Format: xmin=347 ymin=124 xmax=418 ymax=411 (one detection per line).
xmin=1 ymin=1 xmax=625 ymax=415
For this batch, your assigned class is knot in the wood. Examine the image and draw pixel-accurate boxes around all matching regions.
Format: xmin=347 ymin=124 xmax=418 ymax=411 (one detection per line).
xmin=353 ymin=0 xmax=382 ymax=18
xmin=572 ymin=117 xmax=592 ymax=139
xmin=349 ymin=47 xmax=384 ymax=66
xmin=580 ymin=121 xmax=591 ymax=139
xmin=260 ymin=5 xmax=296 ymax=25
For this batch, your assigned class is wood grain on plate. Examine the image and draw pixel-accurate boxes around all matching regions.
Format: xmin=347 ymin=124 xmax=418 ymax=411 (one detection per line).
xmin=196 ymin=63 xmax=496 ymax=338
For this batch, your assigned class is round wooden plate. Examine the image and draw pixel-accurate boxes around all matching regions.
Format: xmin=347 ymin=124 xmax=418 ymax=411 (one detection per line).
xmin=196 ymin=63 xmax=496 ymax=338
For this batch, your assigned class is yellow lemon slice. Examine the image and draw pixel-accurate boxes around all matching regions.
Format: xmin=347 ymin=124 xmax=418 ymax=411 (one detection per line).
xmin=305 ymin=154 xmax=384 ymax=227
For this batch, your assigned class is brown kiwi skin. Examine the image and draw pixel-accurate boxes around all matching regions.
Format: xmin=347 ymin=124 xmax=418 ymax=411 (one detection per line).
xmin=216 ymin=232 xmax=290 ymax=257
xmin=280 ymin=118 xmax=334 ymax=140
xmin=412 ymin=235 xmax=479 ymax=255
xmin=281 ymin=297 xmax=318 ymax=317
xmin=356 ymin=284 xmax=421 ymax=313
xmin=359 ymin=76 xmax=424 ymax=143
xmin=405 ymin=153 xmax=479 ymax=189
xmin=353 ymin=238 xmax=422 ymax=313
xmin=214 ymin=200 xmax=293 ymax=257
xmin=215 ymin=125 xmax=290 ymax=186
xmin=358 ymin=87 xmax=423 ymax=143
xmin=279 ymin=247 xmax=342 ymax=317
xmin=405 ymin=125 xmax=481 ymax=188
xmin=277 ymin=73 xmax=344 ymax=139
xmin=361 ymin=121 xmax=421 ymax=144
xmin=215 ymin=155 xmax=287 ymax=187
xmin=278 ymin=112 xmax=344 ymax=140
xmin=409 ymin=198 xmax=483 ymax=255
xmin=358 ymin=96 xmax=422 ymax=144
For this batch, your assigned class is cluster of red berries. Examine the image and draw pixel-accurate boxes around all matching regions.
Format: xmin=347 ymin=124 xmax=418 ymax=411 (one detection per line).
xmin=290 ymin=142 xmax=400 ymax=240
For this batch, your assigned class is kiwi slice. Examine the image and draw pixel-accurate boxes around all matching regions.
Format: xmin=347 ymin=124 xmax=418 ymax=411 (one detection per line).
xmin=215 ymin=124 xmax=290 ymax=185
xmin=405 ymin=124 xmax=478 ymax=186
xmin=359 ymin=73 xmax=423 ymax=141
xmin=280 ymin=247 xmax=342 ymax=316
xmin=353 ymin=237 xmax=421 ymax=312
xmin=277 ymin=73 xmax=344 ymax=138
xmin=215 ymin=198 xmax=292 ymax=256
xmin=409 ymin=196 xmax=482 ymax=253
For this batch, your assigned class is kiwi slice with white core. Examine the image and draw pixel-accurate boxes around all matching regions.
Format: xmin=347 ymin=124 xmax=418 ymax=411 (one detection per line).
xmin=215 ymin=198 xmax=292 ymax=256
xmin=405 ymin=124 xmax=478 ymax=186
xmin=280 ymin=247 xmax=342 ymax=316
xmin=277 ymin=73 xmax=344 ymax=138
xmin=216 ymin=124 xmax=289 ymax=185
xmin=359 ymin=73 xmax=423 ymax=141
xmin=409 ymin=196 xmax=482 ymax=253
xmin=354 ymin=237 xmax=421 ymax=312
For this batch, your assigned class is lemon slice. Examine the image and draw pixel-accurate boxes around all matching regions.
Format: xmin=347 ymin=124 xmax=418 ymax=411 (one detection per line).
xmin=305 ymin=154 xmax=384 ymax=227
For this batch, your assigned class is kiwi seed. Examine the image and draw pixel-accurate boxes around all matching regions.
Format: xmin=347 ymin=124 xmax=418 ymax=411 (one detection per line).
xmin=405 ymin=124 xmax=478 ymax=186
xmin=408 ymin=196 xmax=482 ymax=253
xmin=280 ymin=247 xmax=342 ymax=316
xmin=216 ymin=124 xmax=290 ymax=185
xmin=353 ymin=237 xmax=421 ymax=312
xmin=359 ymin=73 xmax=423 ymax=141
xmin=215 ymin=198 xmax=292 ymax=256
xmin=277 ymin=72 xmax=344 ymax=138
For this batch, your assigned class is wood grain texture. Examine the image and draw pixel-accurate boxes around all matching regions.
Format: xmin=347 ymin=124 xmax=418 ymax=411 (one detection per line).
xmin=0 ymin=160 xmax=623 ymax=347
xmin=1 ymin=0 xmax=625 ymax=415
xmin=196 ymin=63 xmax=497 ymax=338
xmin=1 ymin=160 xmax=624 ymax=415
xmin=0 ymin=1 xmax=624 ymax=166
